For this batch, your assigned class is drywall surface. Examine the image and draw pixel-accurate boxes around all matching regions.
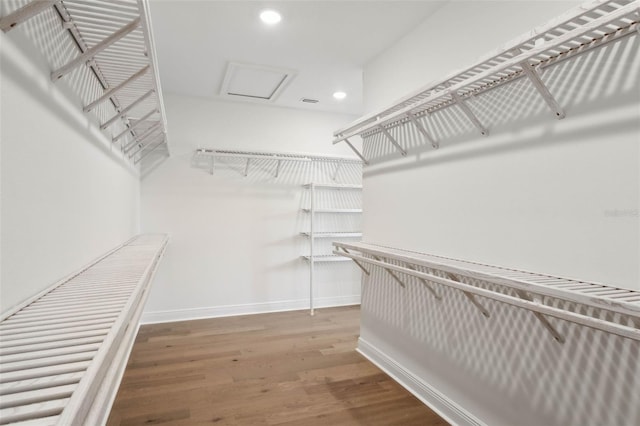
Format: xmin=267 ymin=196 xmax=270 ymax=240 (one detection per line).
xmin=359 ymin=1 xmax=639 ymax=425
xmin=140 ymin=94 xmax=363 ymax=322
xmin=0 ymin=29 xmax=140 ymax=313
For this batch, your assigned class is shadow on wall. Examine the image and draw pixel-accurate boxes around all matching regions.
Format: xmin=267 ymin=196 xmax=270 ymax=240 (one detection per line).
xmin=361 ymin=34 xmax=640 ymax=175
xmin=362 ymin=265 xmax=640 ymax=426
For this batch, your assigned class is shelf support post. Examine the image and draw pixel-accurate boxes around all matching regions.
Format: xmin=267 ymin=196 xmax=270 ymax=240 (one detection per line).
xmin=342 ymin=138 xmax=369 ymax=165
xmin=244 ymin=159 xmax=251 ymax=177
xmin=101 ymin=89 xmax=155 ymax=130
xmin=209 ymin=156 xmax=214 ymax=175
xmin=447 ymin=85 xmax=489 ymax=137
xmin=406 ymin=264 xmax=441 ymax=300
xmin=406 ymin=113 xmax=438 ymax=149
xmin=309 ymin=183 xmax=315 ymax=316
xmin=373 ymin=255 xmax=406 ymax=288
xmin=112 ymin=109 xmax=158 ymax=143
xmin=1 ymin=0 xmax=57 ymax=32
xmin=378 ymin=125 xmax=407 ymax=156
xmin=446 ymin=272 xmax=490 ymax=317
xmin=515 ymin=290 xmax=565 ymax=343
xmin=51 ymin=18 xmax=140 ymax=81
xmin=519 ymin=60 xmax=565 ymax=119
xmin=84 ymin=66 xmax=150 ymax=113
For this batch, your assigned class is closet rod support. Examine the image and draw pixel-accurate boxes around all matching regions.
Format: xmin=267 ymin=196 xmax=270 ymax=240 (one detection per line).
xmin=519 ymin=61 xmax=565 ymax=119
xmin=101 ymin=89 xmax=154 ymax=130
xmin=340 ymin=248 xmax=370 ymax=276
xmin=0 ymin=0 xmax=57 ymax=32
xmin=378 ymin=126 xmax=407 ymax=156
xmin=51 ymin=17 xmax=141 ymax=81
xmin=84 ymin=66 xmax=150 ymax=113
xmin=406 ymin=264 xmax=441 ymax=300
xmin=447 ymin=85 xmax=489 ymax=137
xmin=446 ymin=272 xmax=490 ymax=318
xmin=343 ymin=138 xmax=369 ymax=165
xmin=516 ymin=290 xmax=565 ymax=343
xmin=123 ymin=123 xmax=162 ymax=153
xmin=129 ymin=133 xmax=164 ymax=158
xmin=112 ymin=109 xmax=158 ymax=143
xmin=406 ymin=113 xmax=438 ymax=149
xmin=373 ymin=255 xmax=406 ymax=288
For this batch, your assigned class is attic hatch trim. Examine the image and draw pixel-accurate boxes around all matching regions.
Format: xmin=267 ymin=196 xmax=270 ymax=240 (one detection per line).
xmin=219 ymin=61 xmax=297 ymax=103
xmin=331 ymin=0 xmax=639 ymax=164
xmin=0 ymin=0 xmax=170 ymax=168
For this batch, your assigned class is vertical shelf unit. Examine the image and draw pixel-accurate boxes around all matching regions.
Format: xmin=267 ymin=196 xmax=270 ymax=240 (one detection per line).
xmin=301 ymin=183 xmax=363 ymax=315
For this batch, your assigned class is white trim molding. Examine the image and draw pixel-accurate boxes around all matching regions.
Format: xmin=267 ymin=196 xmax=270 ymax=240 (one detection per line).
xmin=141 ymin=295 xmax=360 ymax=324
xmin=357 ymin=338 xmax=485 ymax=426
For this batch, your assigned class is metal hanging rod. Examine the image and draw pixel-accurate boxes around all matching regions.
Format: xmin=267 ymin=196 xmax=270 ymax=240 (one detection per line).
xmin=333 ymin=242 xmax=640 ymax=342
xmin=332 ymin=0 xmax=639 ymax=163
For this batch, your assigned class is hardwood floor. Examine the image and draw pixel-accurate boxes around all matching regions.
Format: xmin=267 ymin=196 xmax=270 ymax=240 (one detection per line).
xmin=107 ymin=306 xmax=448 ymax=426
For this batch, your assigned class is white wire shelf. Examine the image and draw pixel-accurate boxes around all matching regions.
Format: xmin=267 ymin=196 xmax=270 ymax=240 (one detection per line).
xmin=0 ymin=234 xmax=168 ymax=425
xmin=302 ymin=208 xmax=363 ymax=214
xmin=301 ymin=255 xmax=353 ymax=263
xmin=300 ymin=232 xmax=362 ymax=238
xmin=331 ymin=0 xmax=639 ymax=163
xmin=333 ymin=241 xmax=640 ymax=343
xmin=194 ymin=148 xmax=362 ymax=177
xmin=0 ymin=0 xmax=171 ymax=164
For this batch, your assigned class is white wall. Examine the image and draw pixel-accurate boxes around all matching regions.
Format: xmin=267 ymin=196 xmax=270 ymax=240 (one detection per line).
xmin=1 ymin=30 xmax=140 ymax=313
xmin=364 ymin=0 xmax=638 ymax=289
xmin=140 ymin=94 xmax=363 ymax=323
xmin=359 ymin=1 xmax=639 ymax=425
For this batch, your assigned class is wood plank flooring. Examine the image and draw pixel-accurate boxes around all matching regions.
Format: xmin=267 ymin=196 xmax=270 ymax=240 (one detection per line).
xmin=107 ymin=306 xmax=448 ymax=426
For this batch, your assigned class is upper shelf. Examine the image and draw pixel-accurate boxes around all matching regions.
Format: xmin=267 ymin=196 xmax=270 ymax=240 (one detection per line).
xmin=332 ymin=0 xmax=639 ymax=160
xmin=0 ymin=0 xmax=170 ymax=166
xmin=194 ymin=148 xmax=363 ymax=178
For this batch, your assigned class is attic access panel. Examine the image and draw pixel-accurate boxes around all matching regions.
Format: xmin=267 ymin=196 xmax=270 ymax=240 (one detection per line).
xmin=220 ymin=62 xmax=296 ymax=102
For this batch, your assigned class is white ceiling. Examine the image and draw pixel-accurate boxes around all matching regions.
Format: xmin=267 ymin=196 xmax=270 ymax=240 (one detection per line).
xmin=148 ymin=1 xmax=446 ymax=115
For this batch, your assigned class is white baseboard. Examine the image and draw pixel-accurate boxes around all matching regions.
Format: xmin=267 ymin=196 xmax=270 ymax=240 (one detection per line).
xmin=141 ymin=295 xmax=360 ymax=324
xmin=357 ymin=338 xmax=485 ymax=426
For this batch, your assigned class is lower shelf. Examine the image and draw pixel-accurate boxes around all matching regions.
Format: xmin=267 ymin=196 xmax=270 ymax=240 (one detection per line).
xmin=301 ymin=255 xmax=352 ymax=263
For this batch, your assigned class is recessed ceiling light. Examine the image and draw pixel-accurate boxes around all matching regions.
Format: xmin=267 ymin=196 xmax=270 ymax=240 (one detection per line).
xmin=333 ymin=91 xmax=347 ymax=100
xmin=260 ymin=10 xmax=281 ymax=25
